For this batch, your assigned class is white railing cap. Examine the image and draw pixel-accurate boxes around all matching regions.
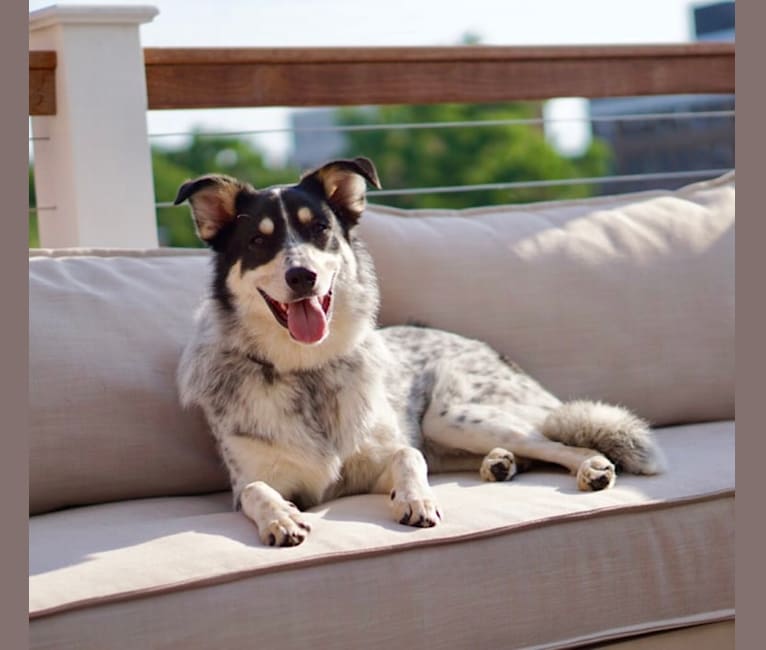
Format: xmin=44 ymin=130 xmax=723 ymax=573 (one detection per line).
xmin=29 ymin=4 xmax=158 ymax=31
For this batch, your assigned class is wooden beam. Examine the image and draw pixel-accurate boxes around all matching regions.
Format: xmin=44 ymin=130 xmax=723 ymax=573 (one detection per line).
xmin=29 ymin=51 xmax=57 ymax=116
xmin=143 ymin=43 xmax=735 ymax=110
xmin=30 ymin=44 xmax=735 ymax=116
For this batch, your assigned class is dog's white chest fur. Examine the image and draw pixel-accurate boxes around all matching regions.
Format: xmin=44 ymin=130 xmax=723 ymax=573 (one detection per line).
xmin=181 ymin=320 xmax=408 ymax=508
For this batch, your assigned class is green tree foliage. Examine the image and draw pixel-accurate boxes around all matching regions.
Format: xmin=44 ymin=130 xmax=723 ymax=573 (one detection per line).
xmin=338 ymin=103 xmax=612 ymax=209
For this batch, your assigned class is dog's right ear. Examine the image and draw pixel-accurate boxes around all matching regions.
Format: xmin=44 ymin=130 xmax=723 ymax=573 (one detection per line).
xmin=173 ymin=174 xmax=250 ymax=243
xmin=299 ymin=157 xmax=381 ymax=226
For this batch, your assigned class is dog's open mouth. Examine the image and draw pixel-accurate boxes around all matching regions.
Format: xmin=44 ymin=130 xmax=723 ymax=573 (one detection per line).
xmin=259 ymin=288 xmax=333 ymax=345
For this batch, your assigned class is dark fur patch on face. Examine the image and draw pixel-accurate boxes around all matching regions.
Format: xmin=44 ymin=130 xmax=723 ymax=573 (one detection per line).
xmin=220 ymin=192 xmax=287 ymax=268
xmin=210 ymin=190 xmax=286 ymax=311
xmin=280 ymin=188 xmax=341 ymax=249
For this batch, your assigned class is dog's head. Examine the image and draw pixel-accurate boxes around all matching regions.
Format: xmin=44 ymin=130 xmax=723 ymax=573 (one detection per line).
xmin=175 ymin=157 xmax=381 ymax=353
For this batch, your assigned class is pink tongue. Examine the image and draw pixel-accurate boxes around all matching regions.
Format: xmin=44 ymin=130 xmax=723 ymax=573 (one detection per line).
xmin=287 ymin=297 xmax=327 ymax=344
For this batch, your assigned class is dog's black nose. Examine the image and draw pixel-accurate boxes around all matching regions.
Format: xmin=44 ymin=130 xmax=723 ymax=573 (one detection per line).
xmin=285 ymin=267 xmax=317 ymax=294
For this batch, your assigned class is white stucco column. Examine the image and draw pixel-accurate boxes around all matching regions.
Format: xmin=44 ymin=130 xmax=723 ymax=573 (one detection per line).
xmin=29 ymin=5 xmax=160 ymax=248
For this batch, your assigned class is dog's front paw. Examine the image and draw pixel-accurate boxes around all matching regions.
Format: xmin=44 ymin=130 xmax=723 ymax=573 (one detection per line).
xmin=240 ymin=482 xmax=311 ymax=547
xmin=390 ymin=490 xmax=442 ymax=528
xmin=480 ymin=447 xmax=518 ymax=482
xmin=577 ymin=456 xmax=616 ymax=491
xmin=259 ymin=505 xmax=311 ymax=547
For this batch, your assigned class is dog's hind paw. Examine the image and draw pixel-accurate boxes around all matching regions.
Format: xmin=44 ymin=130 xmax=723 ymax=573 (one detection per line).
xmin=390 ymin=490 xmax=442 ymax=528
xmin=577 ymin=456 xmax=616 ymax=491
xmin=480 ymin=448 xmax=518 ymax=482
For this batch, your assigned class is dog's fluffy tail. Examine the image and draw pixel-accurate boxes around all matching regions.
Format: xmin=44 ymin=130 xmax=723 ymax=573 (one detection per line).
xmin=540 ymin=400 xmax=667 ymax=475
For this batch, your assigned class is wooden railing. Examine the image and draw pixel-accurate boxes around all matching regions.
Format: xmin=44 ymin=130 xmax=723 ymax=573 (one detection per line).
xmin=29 ymin=43 xmax=735 ymax=116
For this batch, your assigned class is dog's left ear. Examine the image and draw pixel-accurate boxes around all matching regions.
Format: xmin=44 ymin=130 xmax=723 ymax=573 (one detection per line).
xmin=299 ymin=157 xmax=381 ymax=224
xmin=173 ymin=174 xmax=251 ymax=243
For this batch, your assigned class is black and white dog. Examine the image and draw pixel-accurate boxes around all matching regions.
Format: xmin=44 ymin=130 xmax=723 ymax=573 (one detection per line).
xmin=175 ymin=157 xmax=666 ymax=547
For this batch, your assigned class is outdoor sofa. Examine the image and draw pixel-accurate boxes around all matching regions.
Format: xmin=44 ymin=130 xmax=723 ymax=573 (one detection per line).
xmin=29 ymin=172 xmax=734 ymax=649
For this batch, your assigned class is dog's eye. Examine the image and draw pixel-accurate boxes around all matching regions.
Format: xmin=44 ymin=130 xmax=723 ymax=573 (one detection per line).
xmin=249 ymin=235 xmax=265 ymax=248
xmin=312 ymin=221 xmax=329 ymax=235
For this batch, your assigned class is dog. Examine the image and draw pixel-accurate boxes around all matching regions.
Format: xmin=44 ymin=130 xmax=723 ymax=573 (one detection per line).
xmin=175 ymin=157 xmax=666 ymax=547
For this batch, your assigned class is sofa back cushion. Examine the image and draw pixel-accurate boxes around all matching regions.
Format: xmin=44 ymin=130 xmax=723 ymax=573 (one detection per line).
xmin=360 ymin=172 xmax=734 ymax=428
xmin=29 ymin=250 xmax=229 ymax=515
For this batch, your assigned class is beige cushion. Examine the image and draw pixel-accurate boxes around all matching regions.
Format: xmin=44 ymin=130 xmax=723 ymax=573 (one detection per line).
xmin=29 ymin=249 xmax=228 ymax=515
xmin=29 ymin=421 xmax=734 ymax=649
xmin=360 ymin=172 xmax=735 ymax=427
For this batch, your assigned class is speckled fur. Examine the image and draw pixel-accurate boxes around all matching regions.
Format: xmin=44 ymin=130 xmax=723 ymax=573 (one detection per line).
xmin=176 ymin=158 xmax=666 ymax=547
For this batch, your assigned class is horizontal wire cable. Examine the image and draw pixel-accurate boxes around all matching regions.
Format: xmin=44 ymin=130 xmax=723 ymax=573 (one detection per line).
xmin=145 ymin=110 xmax=735 ymax=140
xmin=152 ymin=168 xmax=731 ymax=209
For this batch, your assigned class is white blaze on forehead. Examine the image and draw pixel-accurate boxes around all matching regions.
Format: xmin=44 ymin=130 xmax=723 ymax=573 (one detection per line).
xmin=297 ymin=207 xmax=313 ymax=224
xmin=259 ymin=218 xmax=275 ymax=235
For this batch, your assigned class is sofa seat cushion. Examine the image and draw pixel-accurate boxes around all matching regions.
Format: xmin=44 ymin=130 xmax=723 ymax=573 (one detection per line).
xmin=30 ymin=421 xmax=734 ymax=650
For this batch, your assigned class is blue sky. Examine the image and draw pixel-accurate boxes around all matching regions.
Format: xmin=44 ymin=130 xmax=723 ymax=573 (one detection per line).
xmin=29 ymin=0 xmax=706 ymax=162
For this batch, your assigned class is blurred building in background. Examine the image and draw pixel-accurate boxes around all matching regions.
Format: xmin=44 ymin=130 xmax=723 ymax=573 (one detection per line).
xmin=694 ymin=0 xmax=736 ymax=41
xmin=588 ymin=1 xmax=734 ymax=194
